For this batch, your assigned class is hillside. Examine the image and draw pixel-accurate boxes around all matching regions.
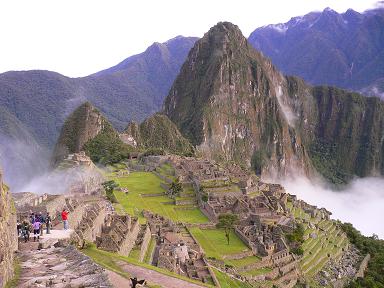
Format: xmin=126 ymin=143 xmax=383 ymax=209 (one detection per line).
xmin=121 ymin=113 xmax=194 ymax=156
xmin=164 ymin=22 xmax=384 ymax=183
xmin=248 ymin=7 xmax=384 ymax=98
xmin=0 ymin=36 xmax=197 ymax=149
xmin=52 ymin=102 xmax=130 ymax=166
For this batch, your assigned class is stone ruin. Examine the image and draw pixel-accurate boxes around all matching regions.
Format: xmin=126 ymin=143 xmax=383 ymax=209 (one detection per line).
xmin=96 ymin=214 xmax=140 ymax=256
xmin=143 ymin=211 xmax=214 ymax=284
xmin=58 ymin=152 xmax=104 ymax=195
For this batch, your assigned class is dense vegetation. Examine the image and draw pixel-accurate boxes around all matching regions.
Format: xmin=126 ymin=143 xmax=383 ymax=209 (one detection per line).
xmin=126 ymin=113 xmax=195 ymax=157
xmin=84 ymin=124 xmax=131 ymax=165
xmin=285 ymin=223 xmax=305 ymax=256
xmin=309 ymin=86 xmax=384 ymax=184
xmin=341 ymin=223 xmax=384 ymax=288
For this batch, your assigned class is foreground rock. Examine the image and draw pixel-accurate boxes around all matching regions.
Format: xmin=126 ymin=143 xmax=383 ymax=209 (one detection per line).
xmin=18 ymin=245 xmax=112 ymax=288
xmin=0 ymin=169 xmax=17 ymax=287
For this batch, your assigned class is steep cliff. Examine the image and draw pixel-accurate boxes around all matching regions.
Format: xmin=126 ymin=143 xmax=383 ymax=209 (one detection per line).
xmin=164 ymin=22 xmax=312 ymax=177
xmin=164 ymin=22 xmax=384 ymax=183
xmin=309 ymin=86 xmax=384 ymax=183
xmin=0 ymin=169 xmax=17 ymax=287
xmin=121 ymin=113 xmax=194 ymax=156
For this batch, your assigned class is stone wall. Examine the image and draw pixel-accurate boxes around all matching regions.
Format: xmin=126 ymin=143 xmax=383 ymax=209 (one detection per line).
xmin=0 ymin=170 xmax=17 ymax=288
xmin=138 ymin=225 xmax=151 ymax=262
xmin=120 ymin=220 xmax=140 ymax=256
xmin=355 ymin=254 xmax=370 ymax=279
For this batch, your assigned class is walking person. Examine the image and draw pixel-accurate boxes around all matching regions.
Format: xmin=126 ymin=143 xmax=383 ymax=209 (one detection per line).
xmin=46 ymin=212 xmax=51 ymax=234
xmin=32 ymin=219 xmax=41 ymax=241
xmin=61 ymin=209 xmax=69 ymax=230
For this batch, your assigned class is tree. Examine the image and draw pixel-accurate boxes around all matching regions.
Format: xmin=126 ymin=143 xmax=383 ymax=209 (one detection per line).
xmin=216 ymin=213 xmax=239 ymax=245
xmin=102 ymin=180 xmax=119 ymax=203
xmin=168 ymin=178 xmax=182 ymax=199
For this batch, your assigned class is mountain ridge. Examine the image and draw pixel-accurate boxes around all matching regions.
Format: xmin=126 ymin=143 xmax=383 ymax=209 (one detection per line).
xmin=248 ymin=7 xmax=384 ymax=99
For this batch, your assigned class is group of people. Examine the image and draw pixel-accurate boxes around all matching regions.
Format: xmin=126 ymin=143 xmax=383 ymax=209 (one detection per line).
xmin=17 ymin=212 xmax=52 ymax=242
xmin=16 ymin=208 xmax=70 ymax=243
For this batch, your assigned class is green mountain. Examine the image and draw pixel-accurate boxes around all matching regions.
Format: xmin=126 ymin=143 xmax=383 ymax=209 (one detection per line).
xmin=52 ymin=102 xmax=130 ymax=166
xmin=122 ymin=113 xmax=194 ymax=156
xmin=164 ymin=22 xmax=384 ymax=183
xmin=0 ymin=36 xmax=198 ymax=149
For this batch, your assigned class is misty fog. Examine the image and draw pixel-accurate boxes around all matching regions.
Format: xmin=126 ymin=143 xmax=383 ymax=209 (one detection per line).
xmin=282 ymin=176 xmax=384 ymax=239
xmin=0 ymin=135 xmax=50 ymax=191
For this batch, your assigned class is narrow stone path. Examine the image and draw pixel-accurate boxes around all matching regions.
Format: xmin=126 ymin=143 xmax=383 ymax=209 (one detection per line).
xmin=16 ymin=230 xmax=112 ymax=288
xmin=117 ymin=261 xmax=206 ymax=288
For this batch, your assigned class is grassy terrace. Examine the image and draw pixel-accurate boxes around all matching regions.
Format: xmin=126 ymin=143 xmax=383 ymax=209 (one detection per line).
xmin=112 ymin=172 xmax=208 ymax=224
xmin=156 ymin=163 xmax=177 ymax=181
xmin=83 ymin=244 xmax=213 ymax=288
xmin=212 ymin=268 xmax=253 ymax=288
xmin=188 ymin=227 xmax=263 ymax=270
xmin=300 ymin=215 xmax=348 ymax=280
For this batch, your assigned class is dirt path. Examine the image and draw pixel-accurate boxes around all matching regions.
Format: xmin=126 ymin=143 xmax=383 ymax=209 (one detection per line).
xmin=117 ymin=261 xmax=205 ymax=288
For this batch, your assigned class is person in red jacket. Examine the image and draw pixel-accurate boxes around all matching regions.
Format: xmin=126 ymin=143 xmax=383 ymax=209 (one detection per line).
xmin=61 ymin=209 xmax=69 ymax=230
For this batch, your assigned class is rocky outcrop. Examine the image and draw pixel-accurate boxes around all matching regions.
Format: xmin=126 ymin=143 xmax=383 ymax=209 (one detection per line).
xmin=52 ymin=102 xmax=113 ymax=165
xmin=121 ymin=113 xmax=194 ymax=156
xmin=0 ymin=169 xmax=17 ymax=287
xmin=17 ymin=245 xmax=112 ymax=288
xmin=164 ymin=22 xmax=312 ymax=178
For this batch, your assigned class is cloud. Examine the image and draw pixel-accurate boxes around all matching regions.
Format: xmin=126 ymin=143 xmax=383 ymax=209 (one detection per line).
xmin=281 ymin=176 xmax=384 ymax=239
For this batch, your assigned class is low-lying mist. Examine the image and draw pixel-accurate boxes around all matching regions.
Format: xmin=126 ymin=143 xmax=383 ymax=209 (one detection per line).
xmin=0 ymin=135 xmax=50 ymax=191
xmin=281 ymin=176 xmax=384 ymax=239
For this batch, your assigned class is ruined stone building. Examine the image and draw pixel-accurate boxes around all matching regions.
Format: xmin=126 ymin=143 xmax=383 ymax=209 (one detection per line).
xmin=96 ymin=214 xmax=140 ymax=256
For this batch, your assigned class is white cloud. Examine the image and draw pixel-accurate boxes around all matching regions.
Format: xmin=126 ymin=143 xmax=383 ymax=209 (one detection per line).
xmin=282 ymin=176 xmax=384 ymax=239
xmin=0 ymin=0 xmax=377 ymax=77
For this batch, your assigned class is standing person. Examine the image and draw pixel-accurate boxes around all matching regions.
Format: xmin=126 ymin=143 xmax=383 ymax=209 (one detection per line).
xmin=16 ymin=220 xmax=22 ymax=237
xmin=30 ymin=212 xmax=35 ymax=224
xmin=61 ymin=209 xmax=69 ymax=230
xmin=21 ymin=220 xmax=30 ymax=243
xmin=32 ymin=219 xmax=41 ymax=241
xmin=46 ymin=212 xmax=51 ymax=234
xmin=38 ymin=212 xmax=45 ymax=236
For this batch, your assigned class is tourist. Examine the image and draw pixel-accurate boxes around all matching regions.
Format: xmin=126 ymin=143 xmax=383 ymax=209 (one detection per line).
xmin=21 ymin=220 xmax=30 ymax=243
xmin=46 ymin=212 xmax=51 ymax=234
xmin=38 ymin=212 xmax=45 ymax=236
xmin=16 ymin=220 xmax=22 ymax=237
xmin=29 ymin=212 xmax=35 ymax=224
xmin=32 ymin=219 xmax=41 ymax=241
xmin=62 ymin=209 xmax=69 ymax=230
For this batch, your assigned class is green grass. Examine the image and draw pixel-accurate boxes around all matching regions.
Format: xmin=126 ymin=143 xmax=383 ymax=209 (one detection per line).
xmin=129 ymin=247 xmax=141 ymax=260
xmin=83 ymin=243 xmax=213 ymax=287
xmin=144 ymin=237 xmax=156 ymax=264
xmin=212 ymin=268 xmax=253 ymax=288
xmin=112 ymin=172 xmax=208 ymax=224
xmin=241 ymin=267 xmax=272 ymax=277
xmin=189 ymin=227 xmax=249 ymax=260
xmin=226 ymin=256 xmax=261 ymax=268
xmin=156 ymin=163 xmax=176 ymax=180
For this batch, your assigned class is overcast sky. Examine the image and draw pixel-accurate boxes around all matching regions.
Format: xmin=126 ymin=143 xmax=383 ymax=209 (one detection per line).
xmin=0 ymin=0 xmax=379 ymax=77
